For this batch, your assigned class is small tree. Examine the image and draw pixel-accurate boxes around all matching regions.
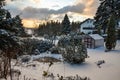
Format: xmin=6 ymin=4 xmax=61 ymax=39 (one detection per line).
xmin=0 ymin=0 xmax=22 ymax=79
xmin=58 ymin=34 xmax=88 ymax=64
xmin=105 ymin=14 xmax=117 ymax=51
xmin=62 ymin=14 xmax=71 ymax=34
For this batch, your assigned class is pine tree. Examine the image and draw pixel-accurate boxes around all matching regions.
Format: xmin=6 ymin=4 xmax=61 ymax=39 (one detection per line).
xmin=105 ymin=14 xmax=117 ymax=51
xmin=12 ymin=15 xmax=26 ymax=36
xmin=117 ymin=29 xmax=120 ymax=39
xmin=62 ymin=14 xmax=71 ymax=34
xmin=94 ymin=0 xmax=120 ymax=33
xmin=0 ymin=0 xmax=22 ymax=79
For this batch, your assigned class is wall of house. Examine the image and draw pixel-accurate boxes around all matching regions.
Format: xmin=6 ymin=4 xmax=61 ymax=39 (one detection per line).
xmin=80 ymin=19 xmax=95 ymax=34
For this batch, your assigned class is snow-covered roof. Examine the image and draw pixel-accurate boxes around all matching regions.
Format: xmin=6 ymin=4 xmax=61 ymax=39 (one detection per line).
xmin=89 ymin=34 xmax=104 ymax=40
xmin=80 ymin=18 xmax=94 ymax=25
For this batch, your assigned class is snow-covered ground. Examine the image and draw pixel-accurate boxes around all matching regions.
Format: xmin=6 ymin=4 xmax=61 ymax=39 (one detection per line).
xmin=11 ymin=40 xmax=120 ymax=80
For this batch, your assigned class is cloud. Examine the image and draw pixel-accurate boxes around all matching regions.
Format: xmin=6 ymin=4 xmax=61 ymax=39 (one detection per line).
xmin=75 ymin=0 xmax=100 ymax=16
xmin=6 ymin=0 xmax=99 ymax=21
xmin=33 ymin=0 xmax=40 ymax=3
xmin=19 ymin=2 xmax=85 ymax=20
xmin=56 ymin=3 xmax=85 ymax=14
xmin=52 ymin=5 xmax=60 ymax=8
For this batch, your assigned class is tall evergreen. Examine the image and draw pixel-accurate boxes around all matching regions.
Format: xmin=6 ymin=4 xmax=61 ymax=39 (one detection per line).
xmin=105 ymin=14 xmax=116 ymax=51
xmin=0 ymin=0 xmax=22 ymax=79
xmin=62 ymin=14 xmax=71 ymax=34
xmin=94 ymin=0 xmax=120 ymax=33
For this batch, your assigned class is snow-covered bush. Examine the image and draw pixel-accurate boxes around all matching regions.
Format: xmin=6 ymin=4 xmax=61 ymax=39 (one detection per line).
xmin=58 ymin=34 xmax=88 ymax=64
xmin=21 ymin=39 xmax=40 ymax=55
xmin=22 ymin=39 xmax=54 ymax=55
xmin=49 ymin=46 xmax=60 ymax=54
xmin=58 ymin=35 xmax=71 ymax=48
xmin=36 ymin=40 xmax=54 ymax=53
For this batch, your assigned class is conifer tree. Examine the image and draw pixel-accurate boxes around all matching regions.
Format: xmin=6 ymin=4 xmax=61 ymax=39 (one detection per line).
xmin=105 ymin=14 xmax=117 ymax=51
xmin=0 ymin=0 xmax=22 ymax=79
xmin=94 ymin=0 xmax=120 ymax=33
xmin=62 ymin=14 xmax=71 ymax=34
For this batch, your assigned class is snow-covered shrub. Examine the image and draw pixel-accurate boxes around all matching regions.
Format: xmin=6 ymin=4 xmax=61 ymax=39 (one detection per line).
xmin=49 ymin=46 xmax=60 ymax=54
xmin=21 ymin=38 xmax=40 ymax=55
xmin=32 ymin=49 xmax=40 ymax=55
xmin=58 ymin=34 xmax=88 ymax=64
xmin=22 ymin=38 xmax=54 ymax=55
xmin=36 ymin=40 xmax=54 ymax=53
xmin=58 ymin=35 xmax=71 ymax=48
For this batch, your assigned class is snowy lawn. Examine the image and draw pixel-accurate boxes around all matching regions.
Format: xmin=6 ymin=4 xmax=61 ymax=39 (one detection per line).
xmin=12 ymin=40 xmax=120 ymax=80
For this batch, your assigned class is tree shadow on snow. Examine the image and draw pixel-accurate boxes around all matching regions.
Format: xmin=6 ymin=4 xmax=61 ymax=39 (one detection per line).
xmin=64 ymin=62 xmax=92 ymax=69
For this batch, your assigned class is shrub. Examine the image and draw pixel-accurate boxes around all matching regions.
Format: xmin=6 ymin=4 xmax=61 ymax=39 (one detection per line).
xmin=22 ymin=38 xmax=54 ymax=55
xmin=36 ymin=40 xmax=53 ymax=53
xmin=49 ymin=46 xmax=60 ymax=54
xmin=58 ymin=34 xmax=88 ymax=64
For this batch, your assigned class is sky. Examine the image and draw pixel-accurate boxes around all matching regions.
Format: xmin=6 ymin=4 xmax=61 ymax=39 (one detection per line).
xmin=5 ymin=0 xmax=100 ymax=28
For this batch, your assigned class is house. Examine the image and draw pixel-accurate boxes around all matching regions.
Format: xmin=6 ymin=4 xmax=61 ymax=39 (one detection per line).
xmin=80 ymin=18 xmax=96 ymax=34
xmin=83 ymin=34 xmax=104 ymax=48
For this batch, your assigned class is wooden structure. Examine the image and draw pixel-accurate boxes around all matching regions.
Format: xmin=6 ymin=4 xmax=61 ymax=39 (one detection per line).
xmin=82 ymin=34 xmax=104 ymax=48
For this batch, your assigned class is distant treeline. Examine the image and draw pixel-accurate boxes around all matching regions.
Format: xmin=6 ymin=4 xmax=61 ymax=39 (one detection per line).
xmin=35 ymin=21 xmax=80 ymax=36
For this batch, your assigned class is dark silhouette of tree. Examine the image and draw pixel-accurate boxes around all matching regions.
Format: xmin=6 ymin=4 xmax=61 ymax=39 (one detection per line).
xmin=105 ymin=14 xmax=117 ymax=51
xmin=94 ymin=0 xmax=120 ymax=33
xmin=62 ymin=14 xmax=71 ymax=34
xmin=36 ymin=17 xmax=80 ymax=36
xmin=36 ymin=20 xmax=62 ymax=36
xmin=71 ymin=21 xmax=80 ymax=32
xmin=117 ymin=29 xmax=120 ymax=39
xmin=12 ymin=15 xmax=26 ymax=37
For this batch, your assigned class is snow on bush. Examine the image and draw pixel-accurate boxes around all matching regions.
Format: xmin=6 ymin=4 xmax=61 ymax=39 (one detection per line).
xmin=36 ymin=40 xmax=54 ymax=53
xmin=22 ymin=38 xmax=54 ymax=55
xmin=49 ymin=46 xmax=60 ymax=54
xmin=58 ymin=34 xmax=88 ymax=64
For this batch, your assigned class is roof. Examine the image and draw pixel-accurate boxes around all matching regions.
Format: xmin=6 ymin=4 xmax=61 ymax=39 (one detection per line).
xmin=80 ymin=18 xmax=94 ymax=25
xmin=89 ymin=34 xmax=104 ymax=40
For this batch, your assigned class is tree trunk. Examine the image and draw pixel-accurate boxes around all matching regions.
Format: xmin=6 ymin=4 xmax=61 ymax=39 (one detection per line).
xmin=9 ymin=56 xmax=12 ymax=80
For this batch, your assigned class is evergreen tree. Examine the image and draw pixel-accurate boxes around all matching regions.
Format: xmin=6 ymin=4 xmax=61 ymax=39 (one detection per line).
xmin=71 ymin=21 xmax=80 ymax=32
xmin=0 ymin=0 xmax=22 ymax=79
xmin=62 ymin=14 xmax=71 ymax=34
xmin=12 ymin=15 xmax=26 ymax=36
xmin=105 ymin=14 xmax=116 ymax=51
xmin=97 ymin=26 xmax=102 ymax=35
xmin=58 ymin=34 xmax=88 ymax=64
xmin=94 ymin=0 xmax=120 ymax=33
xmin=117 ymin=29 xmax=120 ymax=39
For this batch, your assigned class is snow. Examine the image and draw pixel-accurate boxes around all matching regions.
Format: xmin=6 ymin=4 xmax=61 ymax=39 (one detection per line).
xmin=89 ymin=34 xmax=104 ymax=40
xmin=0 ymin=29 xmax=9 ymax=36
xmin=31 ymin=35 xmax=45 ymax=40
xmin=10 ymin=40 xmax=120 ymax=80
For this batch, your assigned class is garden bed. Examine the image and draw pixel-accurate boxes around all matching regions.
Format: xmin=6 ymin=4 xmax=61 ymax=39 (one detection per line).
xmin=33 ymin=57 xmax=61 ymax=63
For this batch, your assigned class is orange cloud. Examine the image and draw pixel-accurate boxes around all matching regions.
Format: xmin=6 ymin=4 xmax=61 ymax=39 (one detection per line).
xmin=75 ymin=0 xmax=100 ymax=17
xmin=22 ymin=19 xmax=36 ymax=28
xmin=32 ymin=0 xmax=40 ymax=4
